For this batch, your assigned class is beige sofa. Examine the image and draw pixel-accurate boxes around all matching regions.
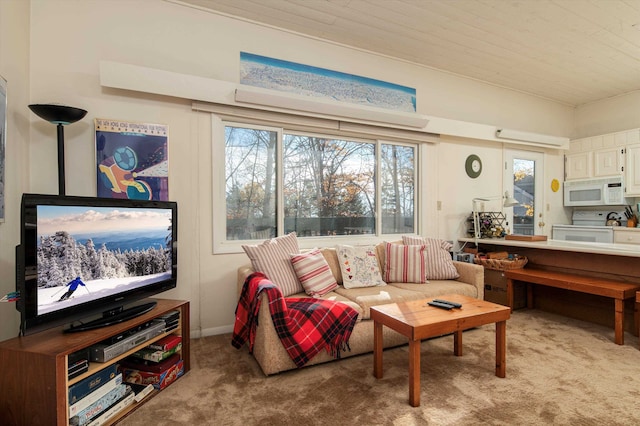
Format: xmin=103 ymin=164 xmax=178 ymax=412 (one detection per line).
xmin=237 ymin=244 xmax=484 ymax=375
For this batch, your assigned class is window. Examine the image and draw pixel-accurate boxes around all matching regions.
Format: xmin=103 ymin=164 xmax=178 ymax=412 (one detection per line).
xmin=283 ymin=133 xmax=376 ymax=236
xmin=380 ymin=144 xmax=415 ymax=234
xmin=224 ymin=125 xmax=277 ymax=241
xmin=222 ymin=123 xmax=418 ymax=246
xmin=504 ymin=149 xmax=544 ymax=235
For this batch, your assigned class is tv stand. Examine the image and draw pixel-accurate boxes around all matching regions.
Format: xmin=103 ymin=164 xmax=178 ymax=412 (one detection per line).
xmin=64 ymin=300 xmax=158 ymax=333
xmin=0 ymin=299 xmax=189 ymax=425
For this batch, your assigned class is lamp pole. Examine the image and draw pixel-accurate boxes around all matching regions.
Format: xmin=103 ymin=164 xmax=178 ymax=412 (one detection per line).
xmin=56 ymin=123 xmax=66 ymax=195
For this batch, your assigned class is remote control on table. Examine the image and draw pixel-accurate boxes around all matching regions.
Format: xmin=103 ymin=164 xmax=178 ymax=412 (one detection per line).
xmin=432 ymin=299 xmax=462 ymax=309
xmin=427 ymin=301 xmax=454 ymax=310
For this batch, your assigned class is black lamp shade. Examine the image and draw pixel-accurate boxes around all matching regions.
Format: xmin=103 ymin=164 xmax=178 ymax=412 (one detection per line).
xmin=29 ymin=103 xmax=88 ymax=195
xmin=28 ymin=104 xmax=87 ymax=125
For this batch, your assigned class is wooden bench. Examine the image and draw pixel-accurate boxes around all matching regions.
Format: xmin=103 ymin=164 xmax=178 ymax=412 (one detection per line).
xmin=637 ymin=291 xmax=640 ymax=349
xmin=504 ymin=268 xmax=640 ymax=345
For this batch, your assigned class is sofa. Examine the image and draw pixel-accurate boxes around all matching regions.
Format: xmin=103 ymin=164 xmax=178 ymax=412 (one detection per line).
xmin=236 ymin=239 xmax=484 ymax=375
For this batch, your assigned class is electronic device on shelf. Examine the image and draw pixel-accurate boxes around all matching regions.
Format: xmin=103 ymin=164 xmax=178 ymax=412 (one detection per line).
xmin=89 ymin=319 xmax=166 ymax=362
xmin=15 ymin=193 xmax=178 ymax=336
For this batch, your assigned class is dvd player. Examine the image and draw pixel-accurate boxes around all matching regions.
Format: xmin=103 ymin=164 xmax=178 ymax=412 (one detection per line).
xmin=89 ymin=320 xmax=165 ymax=362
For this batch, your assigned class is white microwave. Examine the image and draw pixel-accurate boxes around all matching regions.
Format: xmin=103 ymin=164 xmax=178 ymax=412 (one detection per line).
xmin=563 ymin=176 xmax=625 ymax=207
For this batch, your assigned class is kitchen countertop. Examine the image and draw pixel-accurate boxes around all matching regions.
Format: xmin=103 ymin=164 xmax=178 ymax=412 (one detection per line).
xmin=458 ymin=236 xmax=640 ymax=258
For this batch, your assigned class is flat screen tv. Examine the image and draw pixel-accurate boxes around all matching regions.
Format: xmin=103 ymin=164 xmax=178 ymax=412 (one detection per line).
xmin=16 ymin=193 xmax=178 ymax=335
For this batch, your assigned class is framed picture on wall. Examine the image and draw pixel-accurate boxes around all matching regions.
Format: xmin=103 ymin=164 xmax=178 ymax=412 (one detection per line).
xmin=95 ymin=118 xmax=169 ymax=201
xmin=0 ymin=75 xmax=6 ymax=222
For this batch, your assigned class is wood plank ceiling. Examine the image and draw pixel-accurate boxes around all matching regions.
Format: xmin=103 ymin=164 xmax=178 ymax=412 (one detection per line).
xmin=178 ymin=0 xmax=640 ymax=107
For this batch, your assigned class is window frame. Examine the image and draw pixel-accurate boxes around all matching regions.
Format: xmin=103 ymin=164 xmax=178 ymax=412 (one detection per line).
xmin=212 ymin=113 xmax=427 ymax=254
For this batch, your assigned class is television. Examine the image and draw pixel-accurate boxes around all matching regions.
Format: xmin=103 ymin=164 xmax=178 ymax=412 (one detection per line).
xmin=16 ymin=193 xmax=178 ymax=335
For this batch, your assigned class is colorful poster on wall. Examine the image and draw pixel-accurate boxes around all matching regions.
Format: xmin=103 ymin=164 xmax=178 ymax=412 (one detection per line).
xmin=95 ymin=119 xmax=168 ymax=201
xmin=240 ymin=52 xmax=417 ymax=113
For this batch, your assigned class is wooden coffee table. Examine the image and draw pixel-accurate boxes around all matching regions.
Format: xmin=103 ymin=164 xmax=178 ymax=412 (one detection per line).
xmin=371 ymin=294 xmax=511 ymax=407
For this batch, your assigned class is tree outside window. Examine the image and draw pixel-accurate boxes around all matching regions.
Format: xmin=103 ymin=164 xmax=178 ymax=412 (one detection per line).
xmin=224 ymin=125 xmax=416 ymax=240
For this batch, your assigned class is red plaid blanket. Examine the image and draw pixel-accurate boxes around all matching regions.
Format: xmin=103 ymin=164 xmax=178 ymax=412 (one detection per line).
xmin=232 ymin=272 xmax=359 ymax=368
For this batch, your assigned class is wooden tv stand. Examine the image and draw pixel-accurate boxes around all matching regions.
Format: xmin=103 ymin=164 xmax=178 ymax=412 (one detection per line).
xmin=0 ymin=299 xmax=190 ymax=426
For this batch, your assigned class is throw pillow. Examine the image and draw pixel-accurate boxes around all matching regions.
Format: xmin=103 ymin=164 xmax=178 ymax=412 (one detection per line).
xmin=383 ymin=242 xmax=428 ymax=283
xmin=242 ymin=232 xmax=303 ymax=296
xmin=402 ymin=236 xmax=459 ymax=280
xmin=290 ymin=249 xmax=338 ymax=297
xmin=336 ymin=244 xmax=386 ymax=289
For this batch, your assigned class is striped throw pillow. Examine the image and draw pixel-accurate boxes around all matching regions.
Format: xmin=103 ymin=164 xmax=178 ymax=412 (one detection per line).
xmin=383 ymin=242 xmax=428 ymax=283
xmin=290 ymin=249 xmax=338 ymax=297
xmin=242 ymin=232 xmax=303 ymax=296
xmin=402 ymin=236 xmax=459 ymax=280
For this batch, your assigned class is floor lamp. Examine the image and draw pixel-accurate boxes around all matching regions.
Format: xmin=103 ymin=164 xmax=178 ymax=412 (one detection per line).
xmin=472 ymin=191 xmax=519 ymax=244
xmin=29 ymin=104 xmax=87 ymax=195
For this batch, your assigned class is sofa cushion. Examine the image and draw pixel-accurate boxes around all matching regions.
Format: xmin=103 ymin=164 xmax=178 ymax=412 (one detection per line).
xmin=290 ymin=249 xmax=338 ymax=297
xmin=383 ymin=242 xmax=428 ymax=283
xmin=334 ymin=285 xmax=427 ymax=319
xmin=402 ymin=235 xmax=459 ymax=280
xmin=336 ymin=244 xmax=386 ymax=289
xmin=319 ymin=248 xmax=343 ymax=284
xmin=390 ymin=280 xmax=477 ymax=299
xmin=242 ymin=232 xmax=303 ymax=296
xmin=286 ymin=290 xmax=364 ymax=322
xmin=313 ymin=292 xmax=364 ymax=322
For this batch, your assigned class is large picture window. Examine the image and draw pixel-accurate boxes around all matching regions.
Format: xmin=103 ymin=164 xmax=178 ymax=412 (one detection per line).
xmin=222 ymin=122 xmax=418 ymax=247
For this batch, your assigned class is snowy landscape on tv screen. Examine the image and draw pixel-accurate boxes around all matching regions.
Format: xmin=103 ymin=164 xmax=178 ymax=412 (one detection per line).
xmin=35 ymin=205 xmax=173 ymax=315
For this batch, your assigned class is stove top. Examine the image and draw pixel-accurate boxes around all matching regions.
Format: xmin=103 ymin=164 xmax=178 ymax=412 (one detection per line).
xmin=572 ymin=209 xmax=626 ymax=226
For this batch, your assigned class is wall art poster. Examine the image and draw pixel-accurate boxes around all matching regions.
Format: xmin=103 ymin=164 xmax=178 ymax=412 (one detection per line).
xmin=240 ymin=52 xmax=417 ymax=113
xmin=95 ymin=119 xmax=168 ymax=201
xmin=0 ymin=75 xmax=6 ymax=222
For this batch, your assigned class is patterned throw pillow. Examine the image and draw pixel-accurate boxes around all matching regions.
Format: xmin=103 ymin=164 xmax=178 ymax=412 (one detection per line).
xmin=336 ymin=244 xmax=386 ymax=289
xmin=242 ymin=232 xmax=303 ymax=296
xmin=402 ymin=236 xmax=459 ymax=280
xmin=290 ymin=249 xmax=338 ymax=297
xmin=383 ymin=242 xmax=428 ymax=283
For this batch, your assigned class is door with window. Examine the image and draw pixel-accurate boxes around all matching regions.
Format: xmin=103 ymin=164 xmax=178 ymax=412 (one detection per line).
xmin=504 ymin=149 xmax=545 ymax=235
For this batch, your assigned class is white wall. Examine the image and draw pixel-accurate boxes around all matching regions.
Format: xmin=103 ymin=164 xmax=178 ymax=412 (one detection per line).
xmin=2 ymin=0 xmax=582 ymax=340
xmin=0 ymin=0 xmax=31 ymax=341
xmin=574 ymin=91 xmax=640 ymax=138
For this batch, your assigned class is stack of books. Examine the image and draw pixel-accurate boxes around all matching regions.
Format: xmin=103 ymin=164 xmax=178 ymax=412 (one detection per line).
xmin=68 ymin=365 xmax=134 ymax=426
xmin=130 ymin=334 xmax=182 ymax=363
xmin=119 ymin=335 xmax=184 ymax=390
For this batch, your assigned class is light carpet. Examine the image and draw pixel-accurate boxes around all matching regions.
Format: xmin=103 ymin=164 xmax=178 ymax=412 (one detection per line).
xmin=120 ymin=309 xmax=640 ymax=425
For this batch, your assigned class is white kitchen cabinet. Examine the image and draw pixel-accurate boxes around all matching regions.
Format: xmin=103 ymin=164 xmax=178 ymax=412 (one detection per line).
xmin=593 ymin=147 xmax=623 ymax=177
xmin=621 ymin=129 xmax=640 ymax=146
xmin=613 ymin=228 xmax=640 ymax=245
xmin=568 ymin=129 xmax=640 ymax=181
xmin=625 ymin=143 xmax=640 ymax=196
xmin=565 ymin=151 xmax=592 ymax=180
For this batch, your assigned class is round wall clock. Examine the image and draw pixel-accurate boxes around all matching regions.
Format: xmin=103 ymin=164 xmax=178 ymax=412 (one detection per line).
xmin=465 ymin=154 xmax=482 ymax=178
